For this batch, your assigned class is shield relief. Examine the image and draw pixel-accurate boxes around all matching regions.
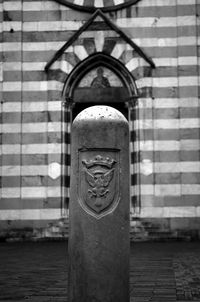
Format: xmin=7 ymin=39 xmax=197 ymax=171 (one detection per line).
xmin=78 ymin=149 xmax=120 ymax=219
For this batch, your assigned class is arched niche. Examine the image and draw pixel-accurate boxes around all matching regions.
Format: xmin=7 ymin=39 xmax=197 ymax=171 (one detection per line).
xmin=63 ymin=53 xmax=138 ymax=119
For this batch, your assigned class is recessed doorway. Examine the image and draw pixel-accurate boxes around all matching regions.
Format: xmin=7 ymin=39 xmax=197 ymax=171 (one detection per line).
xmin=63 ymin=53 xmax=138 ymax=215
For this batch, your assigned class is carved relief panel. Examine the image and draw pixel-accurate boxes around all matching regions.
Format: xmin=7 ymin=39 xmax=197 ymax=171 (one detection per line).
xmin=78 ymin=149 xmax=120 ymax=219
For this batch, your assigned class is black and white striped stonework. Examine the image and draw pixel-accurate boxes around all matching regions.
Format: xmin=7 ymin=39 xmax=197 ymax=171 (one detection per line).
xmin=0 ymin=0 xmax=200 ymax=235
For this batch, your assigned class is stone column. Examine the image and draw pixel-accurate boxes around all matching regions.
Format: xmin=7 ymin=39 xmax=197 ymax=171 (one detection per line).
xmin=69 ymin=105 xmax=130 ymax=302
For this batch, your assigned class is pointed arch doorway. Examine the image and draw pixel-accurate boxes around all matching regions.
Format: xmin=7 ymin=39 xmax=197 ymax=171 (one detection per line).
xmin=62 ymin=53 xmax=138 ymax=214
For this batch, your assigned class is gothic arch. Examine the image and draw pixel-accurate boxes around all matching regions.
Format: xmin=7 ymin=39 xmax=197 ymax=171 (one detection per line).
xmin=63 ymin=52 xmax=138 ymax=101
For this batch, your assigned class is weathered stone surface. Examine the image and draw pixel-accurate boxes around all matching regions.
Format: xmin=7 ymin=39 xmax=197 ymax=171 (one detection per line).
xmin=69 ymin=105 xmax=130 ymax=302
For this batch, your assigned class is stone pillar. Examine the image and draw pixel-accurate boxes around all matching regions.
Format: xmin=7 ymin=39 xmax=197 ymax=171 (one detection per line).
xmin=69 ymin=105 xmax=130 ymax=302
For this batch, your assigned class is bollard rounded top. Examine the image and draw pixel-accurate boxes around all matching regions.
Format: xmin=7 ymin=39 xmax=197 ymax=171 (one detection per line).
xmin=73 ymin=105 xmax=128 ymax=124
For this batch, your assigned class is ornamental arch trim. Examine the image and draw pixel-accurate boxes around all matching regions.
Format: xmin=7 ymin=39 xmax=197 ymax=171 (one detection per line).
xmin=54 ymin=0 xmax=142 ymax=13
xmin=63 ymin=52 xmax=138 ymax=101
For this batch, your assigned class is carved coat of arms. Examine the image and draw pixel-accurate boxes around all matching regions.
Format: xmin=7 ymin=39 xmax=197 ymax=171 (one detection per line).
xmin=78 ymin=151 xmax=120 ymax=219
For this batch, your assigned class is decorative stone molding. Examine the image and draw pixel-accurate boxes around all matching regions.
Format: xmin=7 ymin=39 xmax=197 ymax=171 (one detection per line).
xmin=54 ymin=0 xmax=141 ymax=13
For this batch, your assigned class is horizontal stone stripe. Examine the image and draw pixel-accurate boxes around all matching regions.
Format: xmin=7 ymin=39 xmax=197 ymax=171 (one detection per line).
xmin=2 ymin=101 xmax=62 ymax=112
xmin=1 ymin=11 xmax=88 ymax=23
xmin=1 ymin=29 xmax=198 ymax=44
xmin=2 ymin=42 xmax=75 ymax=52
xmin=2 ymin=98 xmax=199 ymax=113
xmin=136 ymin=173 xmax=200 ymax=185
xmin=1 ymin=25 xmax=198 ymax=42
xmin=148 ymin=46 xmax=197 ymax=59
xmin=2 ymin=133 xmax=69 ymax=145
xmin=0 ymin=28 xmax=199 ymax=43
xmin=19 ymin=11 xmax=92 ymax=23
xmin=1 ymin=144 xmax=62 ymax=154
xmin=2 ymin=50 xmax=58 ymax=63
xmin=2 ymin=165 xmax=47 ymax=176
xmin=0 ymin=9 xmax=195 ymax=24
xmin=0 ymin=16 xmax=196 ymax=33
xmin=140 ymin=195 xmax=200 ymax=208
xmin=1 ymin=140 xmax=199 ymax=154
xmin=2 ymin=88 xmax=198 ymax=102
xmin=2 ymin=120 xmax=199 ymax=134
xmin=135 ymin=184 xmax=200 ymax=196
xmin=134 ymin=107 xmax=200 ymax=119
xmin=138 ymin=98 xmax=199 ymax=108
xmin=4 ymin=129 xmax=199 ymax=144
xmin=135 ymin=36 xmax=199 ymax=47
xmin=3 ymin=62 xmax=45 ymax=71
xmin=1 ymin=207 xmax=200 ymax=220
xmin=132 ymin=107 xmax=200 ymax=121
xmin=6 ymin=111 xmax=63 ymax=123
xmin=133 ymin=119 xmax=200 ymax=129
xmin=1 ymin=77 xmax=199 ymax=92
xmin=2 ymin=111 xmax=62 ymax=123
xmin=117 ymin=16 xmax=196 ymax=28
xmin=4 ymin=68 xmax=68 ymax=84
xmin=131 ymin=66 xmax=198 ymax=81
xmin=132 ymin=206 xmax=200 ymax=218
xmin=124 ymin=28 xmax=198 ymax=42
xmin=141 ymin=162 xmax=200 ymax=174
xmin=4 ymin=173 xmax=200 ymax=187
xmin=5 ymin=151 xmax=199 ymax=167
xmin=181 ymin=173 xmax=200 ymax=184
xmin=2 ymin=60 xmax=199 ymax=81
xmin=0 ymin=209 xmax=62 ymax=220
xmin=142 ymin=151 xmax=200 ymax=163
xmin=2 ymin=176 xmax=61 ymax=188
xmin=1 ymin=195 xmax=200 ymax=212
xmin=3 ymin=67 xmax=199 ymax=83
xmin=1 ymin=46 xmax=196 ymax=65
xmin=125 ymin=56 xmax=198 ymax=69
xmin=5 ymin=36 xmax=199 ymax=53
xmin=132 ymin=150 xmax=200 ymax=163
xmin=134 ymin=140 xmax=200 ymax=152
xmin=1 ymin=37 xmax=199 ymax=52
xmin=144 ymin=87 xmax=198 ymax=98
xmin=2 ymin=31 xmax=72 ymax=43
xmin=2 ymin=1 xmax=69 ymax=11
xmin=137 ymin=0 xmax=196 ymax=6
xmin=3 ymin=91 xmax=62 ymax=102
xmin=2 ymin=81 xmax=63 ymax=91
xmin=1 ymin=21 xmax=83 ymax=32
xmin=0 ymin=186 xmax=61 ymax=198
xmin=2 ymin=162 xmax=199 ymax=176
xmin=0 ymin=197 xmax=62 ymax=210
xmin=1 ymin=154 xmax=62 ymax=166
xmin=136 ymin=76 xmax=198 ymax=88
xmin=2 ymin=123 xmax=62 ymax=133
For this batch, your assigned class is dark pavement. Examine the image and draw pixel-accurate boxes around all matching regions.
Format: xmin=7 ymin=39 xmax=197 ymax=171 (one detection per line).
xmin=0 ymin=241 xmax=200 ymax=301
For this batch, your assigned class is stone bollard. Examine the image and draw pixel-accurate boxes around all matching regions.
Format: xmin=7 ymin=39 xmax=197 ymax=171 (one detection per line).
xmin=69 ymin=105 xmax=130 ymax=302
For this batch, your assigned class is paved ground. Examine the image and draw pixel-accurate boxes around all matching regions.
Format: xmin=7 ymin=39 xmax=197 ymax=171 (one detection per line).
xmin=0 ymin=241 xmax=200 ymax=301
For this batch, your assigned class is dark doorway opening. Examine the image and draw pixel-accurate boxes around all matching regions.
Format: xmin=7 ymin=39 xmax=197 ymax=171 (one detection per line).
xmin=72 ymin=102 xmax=128 ymax=121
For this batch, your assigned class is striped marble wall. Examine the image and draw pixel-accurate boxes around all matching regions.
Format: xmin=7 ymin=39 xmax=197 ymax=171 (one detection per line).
xmin=0 ymin=0 xmax=200 ymax=239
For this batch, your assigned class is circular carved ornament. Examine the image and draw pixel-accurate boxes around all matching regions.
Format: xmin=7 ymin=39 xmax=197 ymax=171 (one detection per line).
xmin=55 ymin=0 xmax=141 ymax=12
